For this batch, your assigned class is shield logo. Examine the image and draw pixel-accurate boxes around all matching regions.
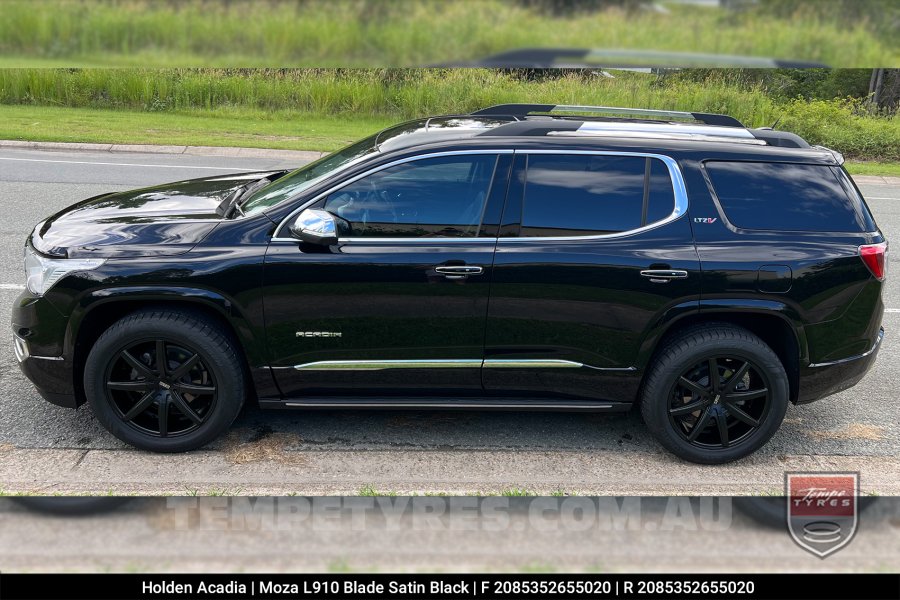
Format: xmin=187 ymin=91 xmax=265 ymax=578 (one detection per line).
xmin=785 ymin=472 xmax=859 ymax=558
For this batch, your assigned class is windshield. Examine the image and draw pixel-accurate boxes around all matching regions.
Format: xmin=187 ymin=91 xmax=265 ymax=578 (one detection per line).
xmin=241 ymin=134 xmax=379 ymax=215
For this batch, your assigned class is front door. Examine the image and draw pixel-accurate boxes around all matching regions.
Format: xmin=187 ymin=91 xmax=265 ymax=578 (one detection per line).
xmin=263 ymin=151 xmax=511 ymax=398
xmin=483 ymin=151 xmax=701 ymax=401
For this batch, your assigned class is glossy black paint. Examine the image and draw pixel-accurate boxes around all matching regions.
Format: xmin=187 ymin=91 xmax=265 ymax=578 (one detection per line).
xmin=11 ymin=119 xmax=886 ymax=413
xmin=34 ymin=171 xmax=286 ymax=258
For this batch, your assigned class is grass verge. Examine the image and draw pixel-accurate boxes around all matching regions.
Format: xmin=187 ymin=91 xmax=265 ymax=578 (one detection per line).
xmin=1 ymin=104 xmax=899 ymax=178
xmin=844 ymin=162 xmax=900 ymax=178
xmin=0 ymin=105 xmax=391 ymax=153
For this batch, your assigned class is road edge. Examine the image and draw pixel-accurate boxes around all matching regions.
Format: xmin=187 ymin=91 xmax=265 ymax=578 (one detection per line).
xmin=0 ymin=139 xmax=325 ymax=162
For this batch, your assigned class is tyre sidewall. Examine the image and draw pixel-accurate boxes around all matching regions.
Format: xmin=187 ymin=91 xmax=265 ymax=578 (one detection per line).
xmin=642 ymin=331 xmax=789 ymax=464
xmin=84 ymin=312 xmax=244 ymax=452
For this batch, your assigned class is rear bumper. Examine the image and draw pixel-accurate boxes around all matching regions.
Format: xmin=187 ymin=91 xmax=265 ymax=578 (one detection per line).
xmin=796 ymin=327 xmax=883 ymax=404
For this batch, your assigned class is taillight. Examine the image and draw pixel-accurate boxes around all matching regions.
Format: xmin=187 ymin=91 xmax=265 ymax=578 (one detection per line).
xmin=859 ymin=242 xmax=888 ymax=281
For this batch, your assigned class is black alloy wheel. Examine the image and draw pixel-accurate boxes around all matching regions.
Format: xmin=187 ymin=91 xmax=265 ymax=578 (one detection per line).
xmin=668 ymin=355 xmax=771 ymax=450
xmin=640 ymin=323 xmax=789 ymax=464
xmin=85 ymin=309 xmax=245 ymax=453
xmin=104 ymin=338 xmax=217 ymax=438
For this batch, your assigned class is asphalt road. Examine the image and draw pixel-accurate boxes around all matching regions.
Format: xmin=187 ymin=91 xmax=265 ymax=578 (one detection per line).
xmin=1 ymin=147 xmax=899 ymax=495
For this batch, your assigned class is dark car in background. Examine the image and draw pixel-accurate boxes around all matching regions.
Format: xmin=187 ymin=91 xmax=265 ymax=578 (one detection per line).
xmin=12 ymin=104 xmax=886 ymax=463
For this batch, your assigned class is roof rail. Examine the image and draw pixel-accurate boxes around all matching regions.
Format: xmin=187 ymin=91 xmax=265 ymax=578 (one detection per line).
xmin=471 ymin=104 xmax=744 ymax=128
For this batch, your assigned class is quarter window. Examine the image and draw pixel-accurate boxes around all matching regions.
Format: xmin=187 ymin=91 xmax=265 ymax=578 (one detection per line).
xmin=323 ymin=154 xmax=498 ymax=238
xmin=519 ymin=154 xmax=675 ymax=237
xmin=705 ymin=161 xmax=871 ymax=232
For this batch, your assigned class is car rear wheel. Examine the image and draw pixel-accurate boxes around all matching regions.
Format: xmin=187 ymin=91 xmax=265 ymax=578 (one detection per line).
xmin=84 ymin=309 xmax=245 ymax=452
xmin=640 ymin=324 xmax=789 ymax=464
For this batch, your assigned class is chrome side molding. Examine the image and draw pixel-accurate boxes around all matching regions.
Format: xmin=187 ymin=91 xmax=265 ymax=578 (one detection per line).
xmin=482 ymin=359 xmax=583 ymax=369
xmin=808 ymin=328 xmax=884 ymax=368
xmin=294 ymin=359 xmax=482 ymax=371
xmin=293 ymin=358 xmax=590 ymax=370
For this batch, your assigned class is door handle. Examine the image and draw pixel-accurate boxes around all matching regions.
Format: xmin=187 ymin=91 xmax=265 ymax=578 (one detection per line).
xmin=434 ymin=265 xmax=484 ymax=279
xmin=640 ymin=269 xmax=688 ymax=283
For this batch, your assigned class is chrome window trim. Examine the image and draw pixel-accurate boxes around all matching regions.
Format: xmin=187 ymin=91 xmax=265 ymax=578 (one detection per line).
xmin=272 ymin=149 xmax=513 ymax=241
xmin=271 ymin=148 xmax=687 ymax=245
xmin=500 ymin=149 xmax=687 ymax=243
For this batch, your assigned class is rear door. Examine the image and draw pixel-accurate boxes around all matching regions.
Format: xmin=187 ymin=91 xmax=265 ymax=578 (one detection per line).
xmin=263 ymin=151 xmax=511 ymax=398
xmin=483 ymin=150 xmax=701 ymax=401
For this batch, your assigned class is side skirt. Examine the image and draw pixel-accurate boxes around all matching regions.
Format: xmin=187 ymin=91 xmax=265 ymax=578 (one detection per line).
xmin=258 ymin=397 xmax=632 ymax=412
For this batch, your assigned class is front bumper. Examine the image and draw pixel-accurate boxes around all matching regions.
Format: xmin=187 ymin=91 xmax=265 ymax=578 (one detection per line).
xmin=11 ymin=292 xmax=79 ymax=408
xmin=796 ymin=327 xmax=884 ymax=404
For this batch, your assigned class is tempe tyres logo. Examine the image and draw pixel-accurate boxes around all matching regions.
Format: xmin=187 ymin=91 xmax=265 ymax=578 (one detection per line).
xmin=785 ymin=472 xmax=859 ymax=558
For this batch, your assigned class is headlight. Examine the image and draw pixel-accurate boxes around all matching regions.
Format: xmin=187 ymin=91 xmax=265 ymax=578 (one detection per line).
xmin=24 ymin=246 xmax=106 ymax=296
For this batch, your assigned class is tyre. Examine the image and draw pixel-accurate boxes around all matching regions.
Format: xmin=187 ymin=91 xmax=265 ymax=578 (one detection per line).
xmin=640 ymin=323 xmax=789 ymax=464
xmin=84 ymin=309 xmax=246 ymax=452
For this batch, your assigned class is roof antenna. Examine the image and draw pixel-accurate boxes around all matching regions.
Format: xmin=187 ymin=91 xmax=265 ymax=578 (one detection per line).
xmin=770 ymin=117 xmax=781 ymax=129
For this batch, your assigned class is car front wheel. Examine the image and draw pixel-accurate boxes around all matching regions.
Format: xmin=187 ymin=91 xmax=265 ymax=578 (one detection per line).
xmin=84 ymin=309 xmax=245 ymax=452
xmin=640 ymin=323 xmax=789 ymax=464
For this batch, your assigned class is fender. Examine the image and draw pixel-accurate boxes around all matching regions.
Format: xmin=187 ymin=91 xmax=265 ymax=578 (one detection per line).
xmin=634 ymin=299 xmax=700 ymax=371
xmin=64 ymin=285 xmax=268 ymax=369
xmin=634 ymin=297 xmax=809 ymax=371
xmin=697 ymin=298 xmax=808 ymax=362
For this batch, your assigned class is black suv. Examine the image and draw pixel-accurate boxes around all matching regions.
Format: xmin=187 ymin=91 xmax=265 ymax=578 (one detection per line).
xmin=12 ymin=104 xmax=886 ymax=463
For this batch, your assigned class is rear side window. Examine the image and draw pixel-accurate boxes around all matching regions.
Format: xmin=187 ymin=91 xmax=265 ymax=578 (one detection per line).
xmin=705 ymin=161 xmax=872 ymax=232
xmin=519 ymin=154 xmax=675 ymax=237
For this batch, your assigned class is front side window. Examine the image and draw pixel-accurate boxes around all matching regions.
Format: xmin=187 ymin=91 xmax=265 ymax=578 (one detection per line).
xmin=322 ymin=154 xmax=498 ymax=238
xmin=519 ymin=154 xmax=675 ymax=237
xmin=242 ymin=134 xmax=379 ymax=215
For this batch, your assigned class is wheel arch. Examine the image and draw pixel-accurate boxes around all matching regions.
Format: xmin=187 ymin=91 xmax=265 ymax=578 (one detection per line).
xmin=638 ymin=302 xmax=805 ymax=404
xmin=67 ymin=287 xmax=265 ymax=407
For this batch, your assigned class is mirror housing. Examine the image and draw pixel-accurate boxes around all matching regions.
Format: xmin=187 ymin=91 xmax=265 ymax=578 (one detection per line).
xmin=289 ymin=208 xmax=343 ymax=245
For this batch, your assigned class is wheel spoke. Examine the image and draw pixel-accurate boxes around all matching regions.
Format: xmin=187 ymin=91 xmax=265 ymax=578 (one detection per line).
xmin=723 ymin=361 xmax=750 ymax=393
xmin=724 ymin=401 xmax=761 ymax=427
xmin=677 ymin=376 xmax=709 ymax=398
xmin=173 ymin=382 xmax=216 ymax=396
xmin=669 ymin=397 xmax=709 ymax=416
xmin=155 ymin=340 xmax=167 ymax=377
xmin=714 ymin=410 xmax=730 ymax=448
xmin=107 ymin=380 xmax=154 ymax=392
xmin=122 ymin=391 xmax=155 ymax=421
xmin=119 ymin=350 xmax=154 ymax=379
xmin=708 ymin=358 xmax=720 ymax=392
xmin=170 ymin=391 xmax=203 ymax=424
xmin=169 ymin=353 xmax=200 ymax=381
xmin=687 ymin=406 xmax=712 ymax=442
xmin=726 ymin=388 xmax=768 ymax=402
xmin=158 ymin=398 xmax=169 ymax=438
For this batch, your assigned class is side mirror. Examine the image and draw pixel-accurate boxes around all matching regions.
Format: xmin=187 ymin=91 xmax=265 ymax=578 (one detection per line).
xmin=289 ymin=208 xmax=344 ymax=245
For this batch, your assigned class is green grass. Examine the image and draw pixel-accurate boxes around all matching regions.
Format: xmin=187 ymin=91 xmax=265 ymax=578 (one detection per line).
xmin=0 ymin=68 xmax=787 ymax=124
xmin=845 ymin=161 xmax=900 ymax=177
xmin=2 ymin=104 xmax=899 ymax=175
xmin=357 ymin=485 xmax=398 ymax=497
xmin=0 ymin=105 xmax=391 ymax=152
xmin=0 ymin=0 xmax=894 ymax=67
xmin=1 ymin=68 xmax=898 ymax=171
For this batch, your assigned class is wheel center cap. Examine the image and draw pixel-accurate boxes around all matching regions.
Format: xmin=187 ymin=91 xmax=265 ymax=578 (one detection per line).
xmin=158 ymin=380 xmax=172 ymax=390
xmin=713 ymin=394 xmax=721 ymax=404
